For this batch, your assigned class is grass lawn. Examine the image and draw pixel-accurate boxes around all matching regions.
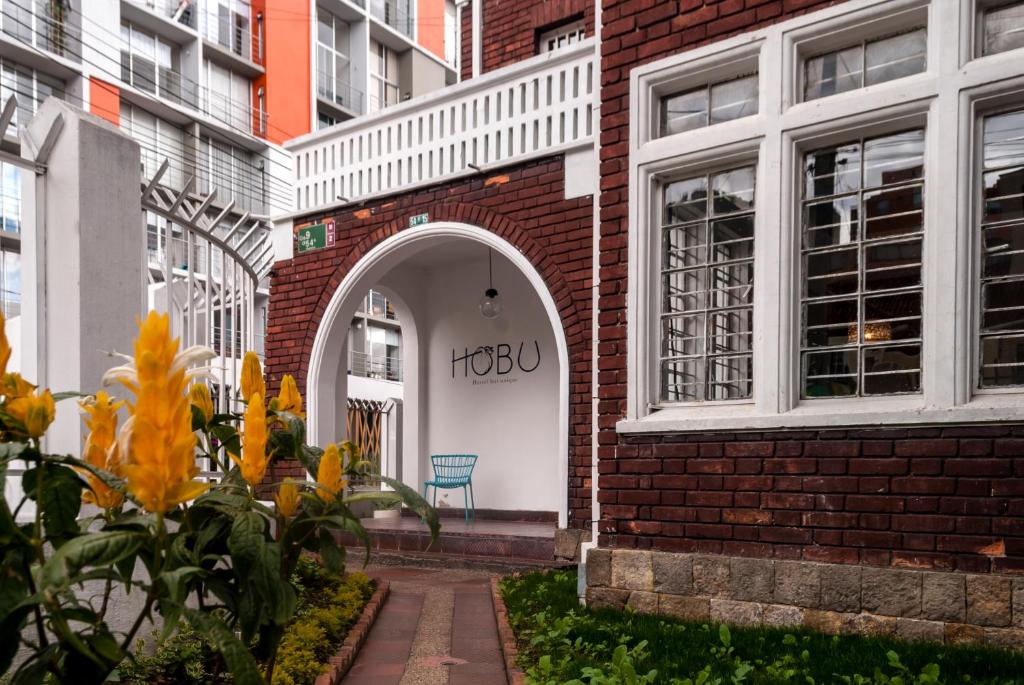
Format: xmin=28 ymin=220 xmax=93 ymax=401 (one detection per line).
xmin=500 ymin=569 xmax=1024 ymax=685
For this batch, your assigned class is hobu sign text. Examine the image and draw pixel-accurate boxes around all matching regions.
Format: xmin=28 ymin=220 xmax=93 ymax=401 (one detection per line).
xmin=452 ymin=341 xmax=541 ymax=383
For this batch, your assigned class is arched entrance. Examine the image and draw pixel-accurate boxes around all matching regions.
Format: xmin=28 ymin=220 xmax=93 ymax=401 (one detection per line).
xmin=306 ymin=222 xmax=570 ymax=527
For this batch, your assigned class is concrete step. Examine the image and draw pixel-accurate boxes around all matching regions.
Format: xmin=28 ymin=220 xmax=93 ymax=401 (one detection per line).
xmin=344 ymin=547 xmax=574 ymax=574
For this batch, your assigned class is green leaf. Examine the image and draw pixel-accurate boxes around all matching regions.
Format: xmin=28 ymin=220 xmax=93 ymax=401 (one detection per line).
xmin=191 ymin=403 xmax=208 ymax=431
xmin=41 ymin=530 xmax=144 ymax=589
xmin=228 ymin=511 xmax=266 ymax=579
xmin=318 ymin=528 xmax=345 ymax=573
xmin=378 ymin=476 xmax=440 ymax=542
xmin=50 ymin=391 xmax=82 ymax=403
xmin=23 ymin=464 xmax=84 ymax=542
xmin=184 ymin=608 xmax=266 ymax=684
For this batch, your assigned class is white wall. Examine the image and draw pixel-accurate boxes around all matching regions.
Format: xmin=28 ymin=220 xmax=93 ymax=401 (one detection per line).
xmin=419 ymin=255 xmax=560 ymax=513
xmin=348 ymin=374 xmax=403 ymax=402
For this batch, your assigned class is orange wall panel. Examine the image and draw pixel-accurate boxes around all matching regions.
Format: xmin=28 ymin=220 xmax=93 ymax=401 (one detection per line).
xmin=89 ymin=77 xmax=121 ymax=126
xmin=417 ymin=0 xmax=445 ymax=61
xmin=257 ymin=0 xmax=312 ymax=145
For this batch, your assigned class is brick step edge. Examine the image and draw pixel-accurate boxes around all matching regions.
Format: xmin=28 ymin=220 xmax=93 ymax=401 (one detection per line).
xmin=490 ymin=576 xmax=528 ymax=685
xmin=314 ymin=579 xmax=391 ymax=685
xmin=345 ymin=546 xmax=571 ymax=572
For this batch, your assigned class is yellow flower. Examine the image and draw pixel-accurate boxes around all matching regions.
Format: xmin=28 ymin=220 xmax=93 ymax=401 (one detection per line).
xmin=1 ymin=373 xmax=35 ymax=399
xmin=231 ymin=392 xmax=270 ymax=488
xmin=316 ymin=443 xmax=346 ymax=503
xmin=7 ymin=389 xmax=55 ymax=438
xmin=189 ymin=383 xmax=214 ymax=425
xmin=103 ymin=311 xmax=215 ymax=513
xmin=272 ymin=374 xmax=303 ymax=418
xmin=240 ymin=352 xmax=265 ymax=404
xmin=0 ymin=310 xmax=9 ymax=379
xmin=80 ymin=391 xmax=125 ymax=509
xmin=274 ymin=479 xmax=300 ymax=518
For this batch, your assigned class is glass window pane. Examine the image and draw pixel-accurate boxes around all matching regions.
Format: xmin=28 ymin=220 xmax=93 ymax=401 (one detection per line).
xmin=663 ymin=224 xmax=705 ymax=270
xmin=711 ymin=217 xmax=754 ymax=262
xmin=664 ymin=176 xmax=708 ymax=224
xmin=317 ymin=9 xmax=333 ymax=47
xmin=712 ymin=167 xmax=755 ymax=214
xmin=662 ymin=314 xmax=703 ymax=357
xmin=984 ymin=168 xmax=1024 ymax=224
xmin=663 ymin=269 xmax=706 ymax=314
xmin=661 ymin=358 xmax=703 ymax=402
xmin=708 ymin=355 xmax=752 ymax=400
xmin=863 ymin=129 xmax=924 ymax=188
xmin=863 ymin=184 xmax=924 ymax=240
xmin=983 ymin=110 xmax=1024 ymax=169
xmin=864 ymin=29 xmax=927 ymax=86
xmin=660 ymin=87 xmax=707 ymax=136
xmin=803 ymin=196 xmax=860 ymax=248
xmin=804 ymin=46 xmax=862 ymax=101
xmin=805 ymin=142 xmax=861 ymax=199
xmin=709 ymin=75 xmax=757 ymax=125
xmin=984 ymin=1 xmax=1024 ymax=55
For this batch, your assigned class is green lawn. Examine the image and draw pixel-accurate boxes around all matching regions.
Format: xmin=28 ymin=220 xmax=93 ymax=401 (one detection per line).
xmin=500 ymin=569 xmax=1024 ymax=685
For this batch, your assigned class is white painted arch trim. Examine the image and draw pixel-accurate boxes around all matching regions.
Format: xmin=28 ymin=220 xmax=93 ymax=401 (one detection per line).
xmin=306 ymin=221 xmax=571 ymax=529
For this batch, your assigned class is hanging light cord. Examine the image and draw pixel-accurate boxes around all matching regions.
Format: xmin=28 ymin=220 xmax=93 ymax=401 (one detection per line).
xmin=488 ymin=249 xmax=494 ymax=290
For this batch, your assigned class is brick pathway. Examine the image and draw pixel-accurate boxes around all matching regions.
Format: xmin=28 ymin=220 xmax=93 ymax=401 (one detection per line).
xmin=340 ymin=567 xmax=508 ymax=685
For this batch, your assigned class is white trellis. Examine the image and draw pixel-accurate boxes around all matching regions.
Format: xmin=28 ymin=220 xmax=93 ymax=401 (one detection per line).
xmin=140 ymin=158 xmax=271 ymax=425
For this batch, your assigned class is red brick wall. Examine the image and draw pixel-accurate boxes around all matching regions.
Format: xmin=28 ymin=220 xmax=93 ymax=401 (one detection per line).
xmin=596 ymin=0 xmax=1024 ymax=575
xmin=460 ymin=0 xmax=596 ymax=81
xmin=266 ymin=157 xmax=594 ymax=527
xmin=599 ymin=427 xmax=1024 ymax=574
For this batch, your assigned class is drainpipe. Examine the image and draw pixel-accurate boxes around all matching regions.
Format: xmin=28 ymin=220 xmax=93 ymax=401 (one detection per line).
xmin=578 ymin=0 xmax=603 ymax=604
xmin=471 ymin=0 xmax=481 ymax=78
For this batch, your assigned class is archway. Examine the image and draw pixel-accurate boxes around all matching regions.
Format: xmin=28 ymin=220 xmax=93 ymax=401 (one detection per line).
xmin=306 ymin=222 xmax=570 ymax=527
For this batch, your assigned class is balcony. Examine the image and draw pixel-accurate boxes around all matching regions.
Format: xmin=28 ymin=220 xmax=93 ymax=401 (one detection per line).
xmin=317 ymin=67 xmax=364 ymax=117
xmin=288 ymin=40 xmax=595 ymax=212
xmin=0 ymin=0 xmax=80 ymax=62
xmin=125 ymin=0 xmax=198 ymax=30
xmin=201 ymin=4 xmax=263 ymax=72
xmin=198 ymin=84 xmax=267 ymax=138
xmin=370 ymin=0 xmax=413 ymax=38
xmin=349 ymin=350 xmax=402 ymax=382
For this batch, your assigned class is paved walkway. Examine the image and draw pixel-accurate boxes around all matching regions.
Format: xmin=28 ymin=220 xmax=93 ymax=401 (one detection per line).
xmin=340 ymin=566 xmax=508 ymax=685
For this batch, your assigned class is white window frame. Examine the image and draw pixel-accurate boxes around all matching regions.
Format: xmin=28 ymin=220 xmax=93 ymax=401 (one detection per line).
xmin=624 ymin=0 xmax=1024 ymax=434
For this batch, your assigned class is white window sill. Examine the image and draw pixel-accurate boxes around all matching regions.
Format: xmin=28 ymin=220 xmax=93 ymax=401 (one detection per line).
xmin=617 ymin=395 xmax=1024 ymax=434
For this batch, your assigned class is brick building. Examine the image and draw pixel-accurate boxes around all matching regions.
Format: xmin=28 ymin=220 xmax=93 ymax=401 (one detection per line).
xmin=268 ymin=0 xmax=1024 ymax=645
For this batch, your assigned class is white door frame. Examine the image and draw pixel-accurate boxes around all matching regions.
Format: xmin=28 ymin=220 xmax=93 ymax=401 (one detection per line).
xmin=306 ymin=221 xmax=571 ymax=528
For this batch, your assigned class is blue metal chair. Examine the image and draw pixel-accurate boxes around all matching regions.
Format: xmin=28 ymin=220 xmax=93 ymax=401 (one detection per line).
xmin=423 ymin=454 xmax=478 ymax=524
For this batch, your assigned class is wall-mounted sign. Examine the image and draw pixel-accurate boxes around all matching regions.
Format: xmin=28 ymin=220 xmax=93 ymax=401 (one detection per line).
xmin=452 ymin=341 xmax=542 ymax=384
xmin=409 ymin=213 xmax=430 ymax=227
xmin=296 ymin=223 xmax=326 ymax=253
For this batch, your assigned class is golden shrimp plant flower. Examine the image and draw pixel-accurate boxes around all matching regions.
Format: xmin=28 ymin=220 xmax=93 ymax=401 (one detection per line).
xmin=189 ymin=383 xmax=214 ymax=425
xmin=103 ymin=311 xmax=215 ymax=513
xmin=80 ymin=391 xmax=125 ymax=509
xmin=7 ymin=389 xmax=56 ymax=438
xmin=232 ymin=392 xmax=270 ymax=488
xmin=240 ymin=352 xmax=265 ymax=404
xmin=272 ymin=374 xmax=303 ymax=417
xmin=2 ymin=373 xmax=35 ymax=399
xmin=316 ymin=443 xmax=346 ymax=503
xmin=274 ymin=479 xmax=300 ymax=518
xmin=0 ymin=310 xmax=9 ymax=379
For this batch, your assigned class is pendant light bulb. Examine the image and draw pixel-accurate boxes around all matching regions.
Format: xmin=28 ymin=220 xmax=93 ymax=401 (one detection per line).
xmin=479 ymin=249 xmax=503 ymax=319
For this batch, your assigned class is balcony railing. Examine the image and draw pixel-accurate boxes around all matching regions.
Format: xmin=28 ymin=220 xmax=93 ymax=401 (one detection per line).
xmin=289 ymin=40 xmax=595 ymax=212
xmin=350 ymin=350 xmax=402 ymax=382
xmin=127 ymin=0 xmax=198 ymax=29
xmin=121 ymin=53 xmax=200 ymax=109
xmin=198 ymin=85 xmax=267 ymax=138
xmin=201 ymin=5 xmax=262 ymax=66
xmin=317 ymin=68 xmax=364 ymax=114
xmin=0 ymin=0 xmax=81 ymax=61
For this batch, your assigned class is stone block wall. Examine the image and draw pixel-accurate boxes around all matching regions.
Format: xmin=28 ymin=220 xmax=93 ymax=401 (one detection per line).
xmin=586 ymin=548 xmax=1024 ymax=649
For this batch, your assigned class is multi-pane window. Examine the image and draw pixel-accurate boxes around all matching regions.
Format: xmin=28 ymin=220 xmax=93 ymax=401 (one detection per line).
xmin=800 ymin=129 xmax=925 ymax=398
xmin=659 ymin=166 xmax=756 ymax=402
xmin=202 ymin=59 xmax=252 ymax=134
xmin=538 ymin=19 xmax=585 ymax=54
xmin=0 ymin=163 xmax=21 ymax=234
xmin=983 ymin=2 xmax=1024 ymax=55
xmin=659 ymin=74 xmax=758 ymax=138
xmin=120 ymin=23 xmax=186 ymax=105
xmin=317 ymin=9 xmax=355 ymax=111
xmin=0 ymin=59 xmax=63 ymax=138
xmin=978 ymin=109 xmax=1024 ymax=387
xmin=804 ymin=28 xmax=927 ymax=101
xmin=0 ymin=245 xmax=18 ymax=318
xmin=205 ymin=0 xmax=253 ymax=61
xmin=369 ymin=40 xmax=399 ymax=112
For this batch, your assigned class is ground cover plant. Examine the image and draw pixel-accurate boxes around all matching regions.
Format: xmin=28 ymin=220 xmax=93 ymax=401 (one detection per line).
xmin=119 ymin=557 xmax=374 ymax=685
xmin=0 ymin=311 xmax=439 ymax=684
xmin=501 ymin=570 xmax=1024 ymax=685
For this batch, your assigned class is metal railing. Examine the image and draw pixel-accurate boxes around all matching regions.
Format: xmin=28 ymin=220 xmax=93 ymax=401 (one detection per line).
xmin=289 ymin=40 xmax=595 ymax=211
xmin=127 ymin=0 xmax=198 ymax=29
xmin=370 ymin=0 xmax=413 ymax=38
xmin=197 ymin=84 xmax=267 ymax=138
xmin=121 ymin=54 xmax=200 ymax=109
xmin=349 ymin=350 xmax=402 ymax=382
xmin=0 ymin=0 xmax=80 ymax=61
xmin=317 ymin=67 xmax=364 ymax=114
xmin=201 ymin=6 xmax=262 ymax=66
